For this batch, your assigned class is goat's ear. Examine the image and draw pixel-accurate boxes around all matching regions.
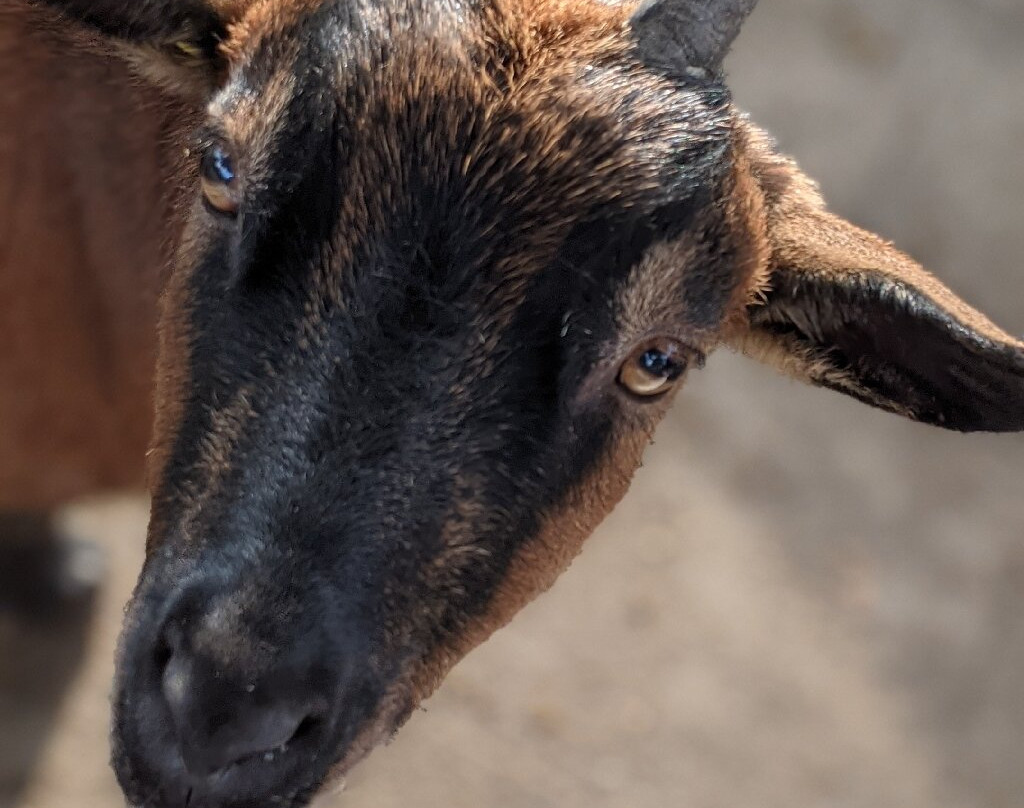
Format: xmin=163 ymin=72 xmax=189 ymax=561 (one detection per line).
xmin=729 ymin=129 xmax=1024 ymax=433
xmin=32 ymin=0 xmax=229 ymax=98
xmin=630 ymin=0 xmax=759 ymax=72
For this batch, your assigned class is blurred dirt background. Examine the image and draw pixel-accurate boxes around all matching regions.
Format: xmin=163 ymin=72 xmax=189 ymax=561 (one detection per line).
xmin=4 ymin=1 xmax=1024 ymax=807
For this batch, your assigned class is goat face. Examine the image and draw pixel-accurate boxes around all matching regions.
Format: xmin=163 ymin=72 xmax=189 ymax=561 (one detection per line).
xmin=33 ymin=0 xmax=1023 ymax=805
xmin=106 ymin=2 xmax=760 ymax=805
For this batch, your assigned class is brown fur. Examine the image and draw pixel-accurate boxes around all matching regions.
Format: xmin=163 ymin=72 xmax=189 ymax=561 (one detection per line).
xmin=330 ymin=414 xmax=662 ymax=783
xmin=4 ymin=6 xmax=1014 ymax=506
xmin=140 ymin=0 xmax=726 ymax=525
xmin=735 ymin=121 xmax=1024 ymax=354
xmin=4 ymin=2 xmax=1022 ymax=804
xmin=298 ymin=75 xmax=774 ymax=780
xmin=0 ymin=4 xmax=197 ymax=510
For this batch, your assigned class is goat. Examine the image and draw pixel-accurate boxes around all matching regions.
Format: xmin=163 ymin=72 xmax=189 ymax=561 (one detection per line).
xmin=2 ymin=1 xmax=1022 ymax=806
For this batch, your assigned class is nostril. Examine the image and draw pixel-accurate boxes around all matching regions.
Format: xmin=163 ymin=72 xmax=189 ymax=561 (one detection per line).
xmin=288 ymin=714 xmax=321 ymax=746
xmin=146 ymin=591 xmax=336 ymax=786
xmin=152 ymin=634 xmax=173 ymax=672
xmin=153 ymin=615 xmax=186 ymax=676
xmin=159 ymin=643 xmax=320 ymax=777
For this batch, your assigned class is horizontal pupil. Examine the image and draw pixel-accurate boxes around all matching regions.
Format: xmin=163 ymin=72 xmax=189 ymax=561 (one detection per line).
xmin=640 ymin=349 xmax=684 ymax=379
xmin=641 ymin=350 xmax=671 ymax=374
xmin=209 ymin=148 xmax=235 ymax=184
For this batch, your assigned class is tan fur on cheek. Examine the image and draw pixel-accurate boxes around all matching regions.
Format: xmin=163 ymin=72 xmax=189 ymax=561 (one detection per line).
xmin=213 ymin=57 xmax=297 ymax=155
xmin=614 ymin=125 xmax=773 ymax=357
xmin=459 ymin=426 xmax=650 ymax=655
xmin=613 ymin=239 xmax=724 ymax=359
xmin=323 ymin=423 xmax=655 ymax=784
xmin=145 ymin=230 xmax=202 ymax=542
xmin=146 ymin=236 xmax=262 ymax=545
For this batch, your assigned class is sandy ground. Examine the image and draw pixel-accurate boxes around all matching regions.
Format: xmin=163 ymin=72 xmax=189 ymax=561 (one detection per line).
xmin=3 ymin=1 xmax=1024 ymax=807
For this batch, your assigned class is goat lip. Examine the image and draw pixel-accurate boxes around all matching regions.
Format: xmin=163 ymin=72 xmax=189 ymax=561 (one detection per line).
xmin=117 ymin=706 xmax=396 ymax=808
xmin=125 ymin=758 xmax=324 ymax=808
xmin=113 ymin=685 xmax=333 ymax=808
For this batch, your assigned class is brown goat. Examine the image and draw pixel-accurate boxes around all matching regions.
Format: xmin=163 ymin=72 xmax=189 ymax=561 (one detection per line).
xmin=1 ymin=1 xmax=1022 ymax=807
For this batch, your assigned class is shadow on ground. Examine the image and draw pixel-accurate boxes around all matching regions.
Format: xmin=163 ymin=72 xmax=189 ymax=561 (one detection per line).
xmin=0 ymin=532 xmax=97 ymax=808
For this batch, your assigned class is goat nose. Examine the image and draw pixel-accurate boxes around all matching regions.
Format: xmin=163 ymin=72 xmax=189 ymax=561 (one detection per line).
xmin=158 ymin=626 xmax=318 ymax=778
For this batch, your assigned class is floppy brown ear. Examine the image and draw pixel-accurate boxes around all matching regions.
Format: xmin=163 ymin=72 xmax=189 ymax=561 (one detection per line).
xmin=30 ymin=0 xmax=230 ymax=97
xmin=730 ymin=127 xmax=1024 ymax=433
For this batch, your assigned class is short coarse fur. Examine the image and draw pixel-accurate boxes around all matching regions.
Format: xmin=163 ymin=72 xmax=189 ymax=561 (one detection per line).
xmin=2 ymin=1 xmax=1022 ymax=807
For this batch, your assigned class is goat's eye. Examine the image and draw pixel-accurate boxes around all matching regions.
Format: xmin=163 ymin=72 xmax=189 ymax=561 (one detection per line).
xmin=200 ymin=144 xmax=240 ymax=215
xmin=618 ymin=339 xmax=691 ymax=398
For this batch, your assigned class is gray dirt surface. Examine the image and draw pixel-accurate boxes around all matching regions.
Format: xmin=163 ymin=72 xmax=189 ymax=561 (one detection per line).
xmin=6 ymin=1 xmax=1024 ymax=807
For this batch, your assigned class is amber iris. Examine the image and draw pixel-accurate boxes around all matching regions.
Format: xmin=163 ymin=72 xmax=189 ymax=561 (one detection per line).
xmin=618 ymin=339 xmax=689 ymax=397
xmin=200 ymin=144 xmax=240 ymax=215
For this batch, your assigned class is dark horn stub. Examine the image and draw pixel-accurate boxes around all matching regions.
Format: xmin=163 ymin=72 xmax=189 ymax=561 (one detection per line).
xmin=630 ymin=0 xmax=760 ymax=71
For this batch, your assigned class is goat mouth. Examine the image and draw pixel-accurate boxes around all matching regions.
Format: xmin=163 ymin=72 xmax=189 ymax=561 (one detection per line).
xmin=118 ymin=712 xmax=401 ymax=808
xmin=112 ymin=650 xmax=409 ymax=808
xmin=111 ymin=560 xmax=425 ymax=808
xmin=114 ymin=717 xmax=334 ymax=808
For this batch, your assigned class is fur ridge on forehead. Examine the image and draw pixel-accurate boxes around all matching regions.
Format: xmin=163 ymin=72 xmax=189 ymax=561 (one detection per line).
xmin=217 ymin=0 xmax=634 ymax=66
xmin=204 ymin=0 xmax=745 ymax=286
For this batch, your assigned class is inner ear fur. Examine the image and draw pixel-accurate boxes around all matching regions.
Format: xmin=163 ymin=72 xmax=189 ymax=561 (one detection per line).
xmin=730 ymin=124 xmax=1024 ymax=433
xmin=30 ymin=0 xmax=231 ymax=97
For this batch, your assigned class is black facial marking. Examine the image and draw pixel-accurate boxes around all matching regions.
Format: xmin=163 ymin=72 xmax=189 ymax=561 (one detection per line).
xmin=114 ymin=2 xmax=752 ymax=805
